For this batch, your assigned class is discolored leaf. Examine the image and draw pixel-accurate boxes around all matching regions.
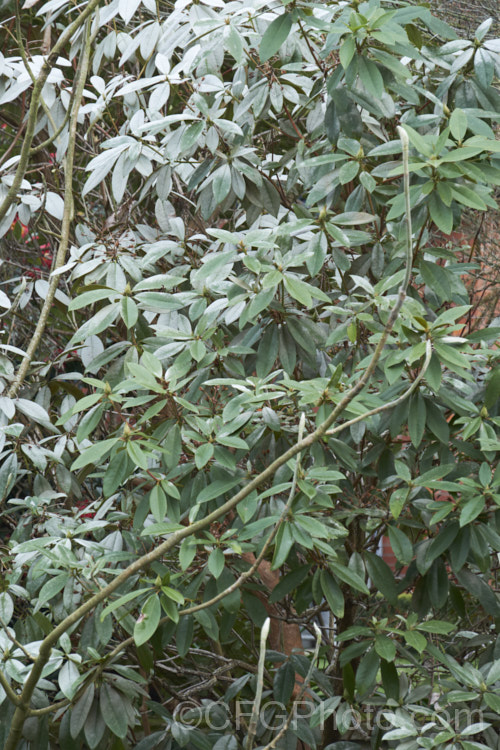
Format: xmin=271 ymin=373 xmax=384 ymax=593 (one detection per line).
xmin=134 ymin=594 xmax=161 ymax=647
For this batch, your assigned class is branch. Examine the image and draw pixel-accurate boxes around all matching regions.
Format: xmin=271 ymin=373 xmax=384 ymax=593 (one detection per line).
xmin=27 ymin=697 xmax=70 ymax=717
xmin=325 ymin=339 xmax=432 ymax=436
xmin=7 ymin=18 xmax=93 ymax=400
xmin=103 ymin=415 xmax=307 ymax=663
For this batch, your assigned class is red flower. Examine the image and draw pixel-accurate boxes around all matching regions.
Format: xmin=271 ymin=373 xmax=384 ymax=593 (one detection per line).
xmin=75 ymin=499 xmax=95 ymax=519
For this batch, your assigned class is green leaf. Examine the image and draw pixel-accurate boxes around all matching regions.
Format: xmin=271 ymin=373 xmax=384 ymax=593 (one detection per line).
xmin=197 ymin=478 xmax=240 ymax=504
xmin=426 ymin=403 xmax=449 ymax=443
xmin=333 ymin=211 xmax=374 ymax=225
xmin=419 ymin=260 xmax=452 ymax=302
xmin=38 ymin=573 xmax=70 ymax=605
xmin=217 ymin=434 xmax=248 ymax=449
xmin=484 ymin=692 xmax=500 ymax=713
xmin=421 ymin=523 xmax=459 ymax=572
xmin=208 ymin=548 xmax=225 ymax=579
xmin=339 ymin=36 xmax=355 ymax=70
xmin=176 ymin=615 xmax=194 ymax=658
xmin=404 ymin=630 xmax=427 ymax=653
xmin=179 ymin=539 xmax=197 ymax=571
xmin=408 ymin=392 xmax=426 ymax=447
xmin=401 ymin=124 xmax=433 ymax=157
xmin=103 ymin=450 xmax=131 ymax=497
xmin=271 ymin=522 xmax=294 ymax=570
xmin=101 ymin=587 xmax=152 ymax=620
xmin=195 ymin=442 xmax=214 ymax=469
xmin=68 ymin=288 xmax=115 ymax=311
xmin=180 ymin=121 xmax=204 ymax=152
xmin=71 ymin=684 xmax=95 ymax=739
xmin=59 ymin=659 xmax=80 ymax=699
xmin=150 ymin=484 xmax=167 ymax=522
xmin=257 ymin=324 xmax=279 ymax=377
xmin=450 ymin=184 xmax=487 ymax=210
xmin=126 ymin=440 xmax=149 ymax=471
xmin=425 ymin=351 xmax=442 ymax=392
xmin=189 ymin=339 xmax=206 ymax=362
xmin=320 ymin=570 xmax=344 ymax=618
xmin=375 ymin=634 xmax=396 ymax=662
xmin=325 ymin=99 xmax=340 ymax=144
xmin=194 ymin=608 xmax=219 ymax=640
xmin=356 ymin=648 xmax=380 ymax=695
xmin=16 ymin=398 xmax=51 ymax=425
xmin=413 ymin=463 xmax=456 ymax=486
xmin=440 ymin=146 xmax=484 ymax=162
xmin=162 ymin=586 xmax=184 ymax=604
xmin=485 ymin=367 xmax=500 ymax=409
xmin=273 ymin=661 xmax=295 ymax=704
xmin=0 ymin=592 xmax=14 ymax=625
xmin=365 ymin=552 xmax=397 ymax=606
xmin=329 ymin=560 xmax=369 ymax=595
xmin=381 ymin=659 xmax=400 ymax=701
xmin=475 ymin=46 xmax=494 ymax=88
xmin=269 ymin=565 xmax=311 ymax=604
xmin=76 ymin=403 xmax=105 ymax=442
xmin=260 ymin=13 xmax=292 ymax=61
xmin=71 ymin=438 xmax=119 ymax=471
xmin=457 ymin=568 xmax=500 ymax=616
xmin=390 ymin=488 xmax=408 ymax=520
xmin=134 ymin=594 xmax=161 ymax=646
xmin=121 ymin=297 xmax=138 ymax=328
xmin=84 ymin=700 xmax=106 ymax=750
xmin=127 ymin=362 xmax=163 ymax=392
xmin=213 ymin=164 xmax=232 ymax=204
xmin=283 ymin=275 xmax=329 ymax=306
xmin=100 ymin=684 xmax=128 ymax=738
xmin=449 ymin=108 xmax=468 ymax=141
xmin=387 ymin=526 xmax=413 ymax=565
xmin=437 ymin=180 xmax=453 ymax=206
xmin=358 ymin=57 xmax=384 ymax=99
xmin=225 ymin=25 xmax=244 ymax=63
xmin=249 ymin=287 xmax=276 ymax=321
xmin=460 ymin=496 xmax=485 ymax=527
xmin=360 ymin=170 xmax=376 ymax=194
xmin=428 ymin=193 xmax=454 ymax=235
xmin=428 ymin=558 xmax=449 ymax=609
xmin=417 ymin=620 xmax=454 ymax=634
xmin=70 ymin=303 xmax=120 ymax=343
xmin=338 ymin=160 xmax=360 ymax=184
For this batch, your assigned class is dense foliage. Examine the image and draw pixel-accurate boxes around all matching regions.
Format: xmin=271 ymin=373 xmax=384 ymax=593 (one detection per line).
xmin=0 ymin=0 xmax=499 ymax=748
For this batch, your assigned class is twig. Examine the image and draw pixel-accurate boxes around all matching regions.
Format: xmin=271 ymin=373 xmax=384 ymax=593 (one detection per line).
xmin=0 ymin=668 xmax=21 ymax=708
